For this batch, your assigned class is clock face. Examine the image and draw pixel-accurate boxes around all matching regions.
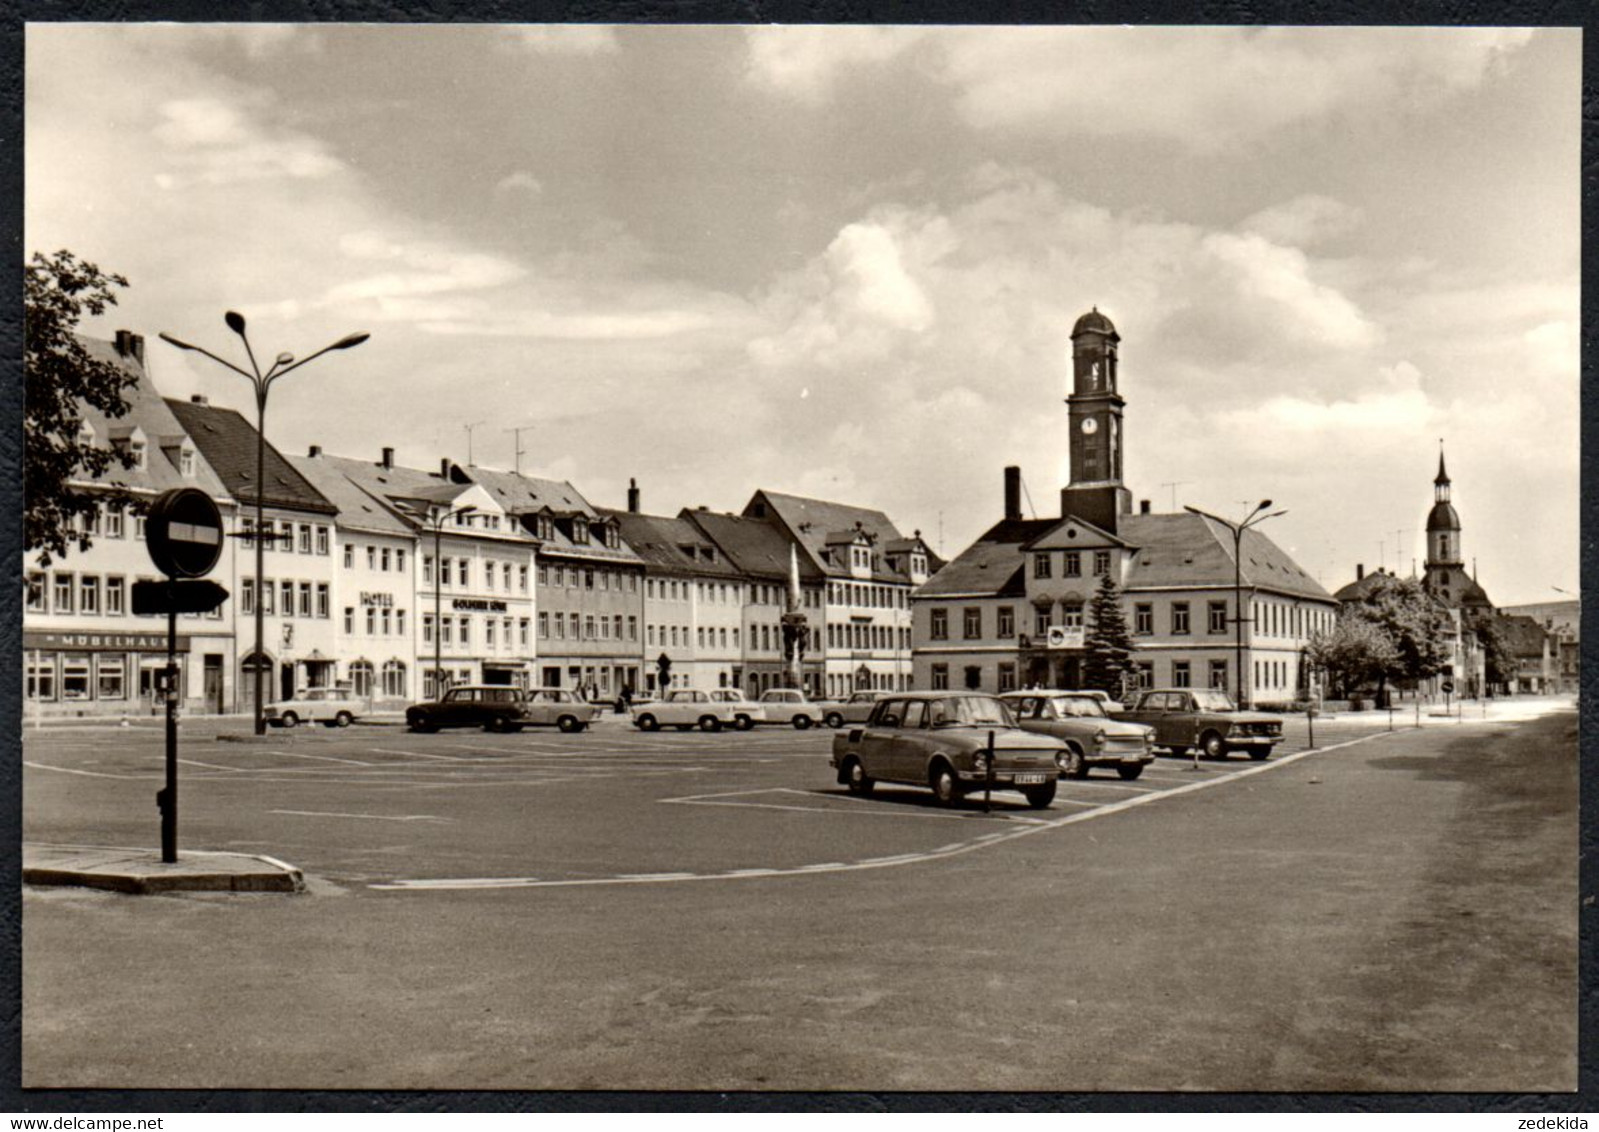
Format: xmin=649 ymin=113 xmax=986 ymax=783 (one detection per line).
xmin=1081 ymin=417 xmax=1099 ymax=435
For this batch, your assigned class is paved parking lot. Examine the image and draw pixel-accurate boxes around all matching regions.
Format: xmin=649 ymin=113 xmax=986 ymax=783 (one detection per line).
xmin=23 ymin=706 xmax=1434 ymax=892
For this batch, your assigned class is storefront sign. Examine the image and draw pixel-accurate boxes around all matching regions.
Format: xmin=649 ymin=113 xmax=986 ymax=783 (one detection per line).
xmin=452 ymin=598 xmax=508 ymax=612
xmin=360 ymin=592 xmax=394 ymax=607
xmin=24 ymin=631 xmax=191 ymax=653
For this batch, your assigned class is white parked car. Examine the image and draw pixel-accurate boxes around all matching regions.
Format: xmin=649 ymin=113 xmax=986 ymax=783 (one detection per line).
xmin=707 ymin=689 xmax=765 ymax=730
xmin=265 ymin=687 xmax=361 ymax=729
xmin=630 ymin=689 xmax=740 ymax=732
xmin=819 ymin=690 xmax=886 ymax=729
xmin=756 ymin=688 xmax=826 ymax=729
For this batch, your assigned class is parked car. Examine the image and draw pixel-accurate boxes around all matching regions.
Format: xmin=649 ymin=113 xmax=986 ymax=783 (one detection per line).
xmin=757 ymin=688 xmax=827 ymax=729
xmin=406 ymin=685 xmax=530 ymax=733
xmin=1115 ymin=688 xmax=1283 ymax=759
xmin=819 ymin=690 xmax=886 ymax=730
xmin=521 ymin=687 xmax=603 ymax=732
xmin=631 ymin=689 xmax=740 ymax=732
xmin=707 ymin=689 xmax=765 ymax=730
xmin=265 ymin=687 xmax=361 ymax=729
xmin=830 ymin=692 xmax=1067 ymax=808
xmin=1000 ymin=690 xmax=1154 ymax=779
xmin=1072 ymin=689 xmax=1125 ymax=715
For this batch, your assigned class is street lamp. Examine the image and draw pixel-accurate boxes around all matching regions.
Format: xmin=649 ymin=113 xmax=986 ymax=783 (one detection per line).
xmin=160 ymin=314 xmax=369 ymax=734
xmin=1184 ymin=500 xmax=1288 ymax=709
xmin=426 ymin=504 xmax=477 ymax=701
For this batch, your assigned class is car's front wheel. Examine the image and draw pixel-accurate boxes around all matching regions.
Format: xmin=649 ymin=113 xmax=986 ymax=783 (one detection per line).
xmin=557 ymin=715 xmax=580 ymax=733
xmin=1201 ymin=732 xmax=1227 ymax=759
xmin=842 ymin=757 xmax=874 ymax=796
xmin=793 ymin=715 xmax=812 ymax=730
xmin=1062 ymin=744 xmax=1089 ymax=778
xmin=734 ymin=714 xmax=754 ymax=731
xmin=930 ymin=762 xmax=963 ymax=807
xmin=1117 ymin=764 xmax=1145 ymax=781
xmin=636 ymin=713 xmax=659 ymax=732
xmin=409 ymin=714 xmax=437 ymax=734
xmin=333 ymin=711 xmax=353 ymax=728
xmin=1022 ymin=780 xmax=1057 ymax=808
xmin=279 ymin=711 xmax=299 ymax=729
xmin=825 ymin=712 xmax=844 ymax=729
xmin=699 ymin=715 xmax=722 ymax=733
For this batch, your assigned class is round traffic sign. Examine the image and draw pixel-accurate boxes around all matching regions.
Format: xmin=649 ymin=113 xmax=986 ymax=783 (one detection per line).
xmin=1441 ymin=680 xmax=1455 ymax=694
xmin=145 ymin=487 xmax=224 ymax=578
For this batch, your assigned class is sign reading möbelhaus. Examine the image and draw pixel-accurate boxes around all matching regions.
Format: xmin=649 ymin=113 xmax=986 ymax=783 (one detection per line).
xmin=23 ymin=630 xmax=192 ymax=653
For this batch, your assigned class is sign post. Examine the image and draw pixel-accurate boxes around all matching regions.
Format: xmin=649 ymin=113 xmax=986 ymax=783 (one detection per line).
xmin=143 ymin=488 xmax=227 ymax=864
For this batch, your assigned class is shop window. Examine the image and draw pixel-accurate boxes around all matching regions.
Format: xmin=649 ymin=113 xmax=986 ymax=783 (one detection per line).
xmin=350 ymin=661 xmax=374 ymax=698
xmin=28 ymin=657 xmax=56 ymax=701
xmin=382 ymin=661 xmax=406 ymax=698
xmin=61 ymin=655 xmax=91 ymax=701
xmin=97 ymin=658 xmax=126 ymax=700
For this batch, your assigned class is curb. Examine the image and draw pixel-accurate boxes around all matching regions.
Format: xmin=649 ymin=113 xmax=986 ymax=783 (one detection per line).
xmin=23 ymin=847 xmax=305 ymax=895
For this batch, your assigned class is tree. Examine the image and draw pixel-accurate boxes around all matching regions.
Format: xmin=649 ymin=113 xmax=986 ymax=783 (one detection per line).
xmin=25 ymin=249 xmax=137 ymax=565
xmin=1469 ymin=611 xmax=1513 ymax=689
xmin=1348 ymin=575 xmax=1452 ymax=695
xmin=1305 ymin=613 xmax=1398 ymax=699
xmin=1082 ymin=572 xmax=1136 ymax=697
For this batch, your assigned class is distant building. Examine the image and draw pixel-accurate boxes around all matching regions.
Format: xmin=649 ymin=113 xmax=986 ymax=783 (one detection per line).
xmin=914 ymin=309 xmax=1336 ymax=703
xmin=1499 ymin=599 xmax=1578 ymax=693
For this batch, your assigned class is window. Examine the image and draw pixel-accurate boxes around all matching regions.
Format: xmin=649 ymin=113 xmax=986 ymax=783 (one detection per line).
xmin=1172 ymin=603 xmax=1190 ymax=635
xmin=1209 ymin=601 xmax=1228 ymax=634
xmin=1094 ymin=551 xmax=1111 ymax=576
xmin=134 ymin=512 xmax=146 ymax=541
xmin=538 ymin=612 xmax=549 ymax=639
xmin=317 ymin=583 xmax=329 ymax=619
xmin=261 ymin=580 xmax=274 ymax=615
xmin=350 ymin=661 xmax=374 ymax=699
xmin=344 ymin=545 xmax=354 ymax=569
xmin=1033 ymin=552 xmax=1052 ymax=579
xmin=344 ymin=607 xmax=355 ymax=634
xmin=395 ymin=609 xmax=406 ymax=636
xmin=1062 ymin=604 xmax=1083 ymax=630
xmin=130 ymin=439 xmax=147 ymax=470
xmin=1135 ymin=603 xmax=1153 ymax=635
xmin=367 ymin=546 xmax=377 ymax=570
xmin=62 ymin=654 xmax=91 ymax=700
xmin=25 ymin=573 xmax=45 ymax=612
xmin=1064 ymin=552 xmax=1082 ymax=577
xmin=963 ymin=607 xmax=982 ymax=640
xmin=484 ymin=560 xmax=495 ymax=590
xmin=395 ymin=549 xmax=406 ymax=573
xmin=518 ymin=565 xmax=528 ymax=593
xmin=519 ymin=619 xmax=529 ymax=648
xmin=930 ymin=664 xmax=949 ymax=691
xmin=486 ymin=619 xmax=496 ymax=648
xmin=315 ymin=526 xmax=329 ymax=555
xmin=382 ymin=660 xmax=406 ymax=698
xmin=106 ymin=576 xmax=124 ymax=616
xmin=539 ymin=564 xmax=549 ymax=586
xmin=54 ymin=573 xmax=73 ymax=614
xmin=297 ymin=524 xmax=311 ymax=554
xmin=585 ymin=569 xmax=595 ymax=590
xmin=366 ymin=608 xmax=376 ymax=635
xmin=423 ymin=614 xmax=434 ymax=644
xmin=422 ymin=555 xmax=435 ymax=585
xmin=281 ymin=581 xmax=294 ymax=617
xmin=1035 ymin=608 xmax=1051 ymax=636
xmin=997 ymin=606 xmax=1015 ymax=638
xmin=97 ymin=657 xmax=126 ymax=700
xmin=569 ymin=613 xmax=579 ymax=639
xmin=1172 ymin=661 xmax=1192 ymax=688
xmin=28 ymin=656 xmax=56 ymax=701
xmin=298 ymin=582 xmax=312 ymax=618
xmin=584 ymin=615 xmax=596 ymax=640
xmin=1210 ymin=659 xmax=1229 ymax=690
xmin=442 ymin=616 xmax=453 ymax=646
xmin=616 ymin=614 xmax=625 ymax=640
xmin=1133 ymin=661 xmax=1154 ymax=689
xmin=382 ymin=608 xmax=393 ymax=636
xmin=554 ymin=614 xmax=566 ymax=640
xmin=997 ymin=662 xmax=1017 ymax=693
xmin=105 ymin=505 xmax=124 ymax=539
xmin=930 ymin=608 xmax=949 ymax=640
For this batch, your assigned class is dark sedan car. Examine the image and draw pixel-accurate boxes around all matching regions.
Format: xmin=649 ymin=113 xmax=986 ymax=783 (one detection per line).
xmin=830 ymin=692 xmax=1067 ymax=808
xmin=1115 ymin=688 xmax=1283 ymax=759
xmin=406 ymin=685 xmax=530 ymax=733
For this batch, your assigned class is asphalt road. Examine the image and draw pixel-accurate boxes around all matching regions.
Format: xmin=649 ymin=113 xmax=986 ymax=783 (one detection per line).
xmin=22 ymin=701 xmax=1576 ymax=1092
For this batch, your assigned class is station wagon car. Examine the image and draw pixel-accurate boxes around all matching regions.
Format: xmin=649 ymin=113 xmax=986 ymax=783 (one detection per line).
xmin=631 ymin=689 xmax=740 ymax=732
xmin=265 ymin=687 xmax=361 ymax=729
xmin=406 ymin=685 xmax=529 ymax=733
xmin=757 ymin=688 xmax=826 ymax=729
xmin=1116 ymin=688 xmax=1283 ymax=760
xmin=1000 ymin=690 xmax=1155 ymax=779
xmin=819 ymin=690 xmax=885 ymax=730
xmin=521 ymin=688 xmax=602 ymax=732
xmin=707 ymin=688 xmax=765 ymax=730
xmin=830 ymin=692 xmax=1068 ymax=808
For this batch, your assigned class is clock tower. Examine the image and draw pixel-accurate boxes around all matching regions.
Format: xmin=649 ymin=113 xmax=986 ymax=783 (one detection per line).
xmin=1060 ymin=307 xmax=1133 ymax=533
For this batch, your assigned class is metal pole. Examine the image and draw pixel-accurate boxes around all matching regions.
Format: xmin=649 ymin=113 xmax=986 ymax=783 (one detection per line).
xmin=434 ymin=518 xmax=443 ymax=701
xmin=1307 ymin=706 xmax=1315 ymax=749
xmin=984 ymin=729 xmax=994 ymax=812
xmin=1235 ymin=526 xmax=1246 ymax=709
xmin=161 ymin=596 xmax=178 ymax=862
xmin=253 ymin=391 xmax=267 ymax=735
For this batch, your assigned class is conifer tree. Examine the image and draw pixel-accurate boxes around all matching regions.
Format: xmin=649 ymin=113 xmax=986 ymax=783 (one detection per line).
xmin=1083 ymin=571 xmax=1136 ymax=696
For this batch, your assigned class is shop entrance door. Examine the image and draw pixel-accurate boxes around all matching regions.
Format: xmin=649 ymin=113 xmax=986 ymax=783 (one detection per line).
xmin=280 ymin=663 xmax=295 ymax=702
xmin=204 ymin=654 xmax=223 ymax=715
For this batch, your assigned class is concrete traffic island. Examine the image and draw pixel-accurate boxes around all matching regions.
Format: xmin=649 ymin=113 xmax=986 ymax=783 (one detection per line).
xmin=23 ymin=844 xmax=304 ymax=895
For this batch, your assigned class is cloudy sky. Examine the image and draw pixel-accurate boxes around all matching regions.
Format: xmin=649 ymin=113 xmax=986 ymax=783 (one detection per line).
xmin=26 ymin=24 xmax=1578 ymax=606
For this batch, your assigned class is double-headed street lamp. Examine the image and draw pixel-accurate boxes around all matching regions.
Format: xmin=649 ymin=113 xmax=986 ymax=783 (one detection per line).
xmin=1184 ymin=499 xmax=1288 ymax=709
xmin=426 ymin=504 xmax=477 ymax=701
xmin=159 ymin=314 xmax=369 ymax=735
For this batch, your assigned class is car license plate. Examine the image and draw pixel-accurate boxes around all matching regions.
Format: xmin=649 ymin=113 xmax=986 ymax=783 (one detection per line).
xmin=1013 ymin=773 xmax=1047 ymax=785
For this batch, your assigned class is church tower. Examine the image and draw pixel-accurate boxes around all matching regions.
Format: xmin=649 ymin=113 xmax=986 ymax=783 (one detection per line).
xmin=1060 ymin=307 xmax=1133 ymax=533
xmin=1424 ymin=446 xmax=1463 ymax=578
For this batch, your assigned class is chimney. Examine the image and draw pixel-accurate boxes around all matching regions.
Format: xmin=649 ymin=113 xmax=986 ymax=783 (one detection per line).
xmin=1139 ymin=499 xmax=1151 ymax=515
xmin=308 ymin=444 xmax=321 ymax=458
xmin=440 ymin=458 xmax=452 ymax=480
xmin=1356 ymin=563 xmax=1365 ymax=581
xmin=1003 ymin=465 xmax=1021 ymax=522
xmin=380 ymin=447 xmax=394 ymax=470
xmin=189 ymin=394 xmax=208 ymax=405
xmin=113 ymin=330 xmax=145 ymax=365
xmin=627 ymin=477 xmax=640 ymax=514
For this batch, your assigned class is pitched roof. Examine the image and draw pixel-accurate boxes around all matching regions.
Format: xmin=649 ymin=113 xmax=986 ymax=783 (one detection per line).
xmin=71 ymin=336 xmax=230 ymax=500
xmin=287 ymin=454 xmax=416 ymax=537
xmin=1120 ymin=512 xmax=1332 ymax=600
xmin=743 ymin=488 xmax=918 ymax=582
xmin=316 ymin=453 xmax=472 ymax=518
xmin=599 ymin=509 xmax=744 ymax=579
xmin=461 ymin=466 xmax=643 ymax=564
xmin=164 ymin=397 xmax=336 ymax=515
xmin=681 ymin=508 xmax=827 ymax=584
xmin=1333 ymin=569 xmax=1400 ymax=603
xmin=1498 ymin=613 xmax=1552 ymax=658
xmin=915 ymin=539 xmax=1028 ymax=598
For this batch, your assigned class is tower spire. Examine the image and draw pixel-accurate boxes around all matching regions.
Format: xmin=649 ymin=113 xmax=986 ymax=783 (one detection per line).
xmin=1435 ymin=438 xmax=1449 ymax=486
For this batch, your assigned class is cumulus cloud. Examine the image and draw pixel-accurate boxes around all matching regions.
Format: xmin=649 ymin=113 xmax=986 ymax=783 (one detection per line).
xmin=507 ymin=26 xmax=620 ymax=56
xmin=495 ymin=171 xmax=543 ymax=195
xmin=744 ymin=27 xmax=926 ymax=102
xmin=1240 ymin=194 xmax=1365 ymax=247
xmin=151 ymin=95 xmax=343 ymax=186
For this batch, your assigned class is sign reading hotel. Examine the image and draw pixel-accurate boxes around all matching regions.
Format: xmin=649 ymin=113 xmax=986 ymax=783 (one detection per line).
xmin=360 ymin=592 xmax=395 ymax=607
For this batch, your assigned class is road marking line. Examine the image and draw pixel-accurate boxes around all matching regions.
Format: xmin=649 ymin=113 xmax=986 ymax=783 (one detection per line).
xmin=267 ymin=751 xmax=376 ymax=767
xmin=23 ymin=760 xmax=147 ymax=781
xmin=270 ymin=809 xmax=449 ymax=823
xmin=370 ymin=733 xmax=1384 ymax=892
xmin=176 ymin=758 xmax=248 ymax=772
xmin=367 ymin=747 xmax=470 ymax=762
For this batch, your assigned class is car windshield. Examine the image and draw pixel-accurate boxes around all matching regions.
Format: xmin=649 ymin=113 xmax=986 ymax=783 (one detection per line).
xmin=1050 ymin=695 xmax=1106 ymax=718
xmin=1191 ymin=690 xmax=1238 ymax=711
xmin=928 ymin=695 xmax=1013 ymax=728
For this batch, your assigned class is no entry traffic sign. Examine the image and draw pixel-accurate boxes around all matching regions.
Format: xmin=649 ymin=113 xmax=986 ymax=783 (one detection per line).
xmin=145 ymin=488 xmax=224 ymax=578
